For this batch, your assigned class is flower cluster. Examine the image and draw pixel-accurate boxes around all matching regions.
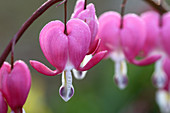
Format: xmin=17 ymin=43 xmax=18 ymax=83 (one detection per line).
xmin=29 ymin=0 xmax=170 ymax=104
xmin=1 ymin=0 xmax=170 ymax=112
xmin=0 ymin=61 xmax=31 ymax=113
xmin=96 ymin=9 xmax=170 ymax=112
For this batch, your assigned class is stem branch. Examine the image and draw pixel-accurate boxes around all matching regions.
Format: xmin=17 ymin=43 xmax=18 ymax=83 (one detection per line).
xmin=0 ymin=0 xmax=63 ymax=67
xmin=64 ymin=0 xmax=68 ymax=35
xmin=120 ymin=0 xmax=127 ymax=29
xmin=143 ymin=0 xmax=169 ymax=14
xmin=84 ymin=0 xmax=87 ymax=9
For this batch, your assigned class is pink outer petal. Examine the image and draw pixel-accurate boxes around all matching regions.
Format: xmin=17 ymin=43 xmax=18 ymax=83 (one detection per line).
xmin=121 ymin=14 xmax=146 ymax=60
xmin=87 ymin=39 xmax=101 ymax=55
xmin=97 ymin=11 xmax=121 ymax=54
xmin=0 ymin=62 xmax=10 ymax=91
xmin=71 ymin=0 xmax=84 ymax=18
xmin=163 ymin=58 xmax=170 ymax=91
xmin=2 ymin=60 xmax=31 ymax=110
xmin=30 ymin=60 xmax=62 ymax=76
xmin=67 ymin=19 xmax=91 ymax=68
xmin=0 ymin=92 xmax=8 ymax=113
xmin=141 ymin=11 xmax=160 ymax=56
xmin=161 ymin=12 xmax=170 ymax=57
xmin=129 ymin=55 xmax=161 ymax=66
xmin=40 ymin=20 xmax=68 ymax=72
xmin=77 ymin=3 xmax=99 ymax=45
xmin=77 ymin=50 xmax=107 ymax=71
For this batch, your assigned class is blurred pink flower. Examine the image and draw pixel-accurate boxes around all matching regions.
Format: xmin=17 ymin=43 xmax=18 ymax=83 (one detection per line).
xmin=30 ymin=19 xmax=107 ymax=101
xmin=141 ymin=11 xmax=170 ymax=88
xmin=96 ymin=11 xmax=159 ymax=89
xmin=156 ymin=58 xmax=170 ymax=113
xmin=1 ymin=61 xmax=31 ymax=113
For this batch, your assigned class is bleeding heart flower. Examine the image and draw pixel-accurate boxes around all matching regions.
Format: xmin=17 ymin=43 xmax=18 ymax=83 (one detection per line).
xmin=1 ymin=61 xmax=31 ymax=113
xmin=156 ymin=58 xmax=170 ymax=113
xmin=71 ymin=0 xmax=100 ymax=79
xmin=30 ymin=18 xmax=107 ymax=102
xmin=96 ymin=11 xmax=159 ymax=89
xmin=141 ymin=11 xmax=170 ymax=88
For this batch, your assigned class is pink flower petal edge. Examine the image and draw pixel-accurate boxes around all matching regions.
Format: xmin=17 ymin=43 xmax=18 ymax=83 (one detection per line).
xmin=130 ymin=55 xmax=161 ymax=66
xmin=30 ymin=60 xmax=61 ymax=76
xmin=87 ymin=39 xmax=101 ymax=55
xmin=77 ymin=50 xmax=107 ymax=71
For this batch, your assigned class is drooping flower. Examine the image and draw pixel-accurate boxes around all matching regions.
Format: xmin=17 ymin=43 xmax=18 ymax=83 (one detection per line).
xmin=141 ymin=11 xmax=170 ymax=88
xmin=71 ymin=0 xmax=100 ymax=79
xmin=156 ymin=58 xmax=170 ymax=113
xmin=30 ymin=19 xmax=107 ymax=101
xmin=96 ymin=11 xmax=159 ymax=89
xmin=1 ymin=61 xmax=31 ymax=113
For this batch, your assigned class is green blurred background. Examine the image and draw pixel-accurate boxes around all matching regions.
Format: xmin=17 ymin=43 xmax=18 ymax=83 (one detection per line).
xmin=0 ymin=0 xmax=170 ymax=113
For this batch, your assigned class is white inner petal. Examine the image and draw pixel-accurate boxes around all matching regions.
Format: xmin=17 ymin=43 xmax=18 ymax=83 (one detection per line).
xmin=62 ymin=70 xmax=73 ymax=93
xmin=156 ymin=90 xmax=170 ymax=113
xmin=110 ymin=52 xmax=128 ymax=89
xmin=60 ymin=70 xmax=74 ymax=102
xmin=72 ymin=55 xmax=92 ymax=80
xmin=153 ymin=58 xmax=167 ymax=88
xmin=114 ymin=59 xmax=128 ymax=89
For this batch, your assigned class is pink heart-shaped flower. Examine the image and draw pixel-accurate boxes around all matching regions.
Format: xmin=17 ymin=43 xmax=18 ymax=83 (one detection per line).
xmin=1 ymin=60 xmax=31 ymax=112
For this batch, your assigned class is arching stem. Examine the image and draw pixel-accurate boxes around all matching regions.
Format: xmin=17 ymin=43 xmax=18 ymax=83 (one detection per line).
xmin=143 ymin=0 xmax=169 ymax=14
xmin=11 ymin=39 xmax=15 ymax=69
xmin=0 ymin=0 xmax=63 ymax=68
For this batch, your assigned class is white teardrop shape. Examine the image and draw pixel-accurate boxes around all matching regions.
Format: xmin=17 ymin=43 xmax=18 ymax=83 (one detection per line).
xmin=59 ymin=70 xmax=74 ymax=102
xmin=152 ymin=59 xmax=167 ymax=88
xmin=114 ymin=59 xmax=128 ymax=90
xmin=156 ymin=90 xmax=170 ymax=113
xmin=72 ymin=69 xmax=87 ymax=80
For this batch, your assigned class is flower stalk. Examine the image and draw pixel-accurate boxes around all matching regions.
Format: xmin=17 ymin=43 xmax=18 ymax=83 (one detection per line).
xmin=84 ymin=0 xmax=87 ymax=9
xmin=120 ymin=0 xmax=127 ymax=29
xmin=143 ymin=0 xmax=169 ymax=14
xmin=64 ymin=0 xmax=68 ymax=35
xmin=0 ymin=0 xmax=63 ymax=68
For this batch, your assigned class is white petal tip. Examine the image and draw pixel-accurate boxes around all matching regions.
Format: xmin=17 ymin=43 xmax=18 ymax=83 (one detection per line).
xmin=114 ymin=75 xmax=128 ymax=90
xmin=59 ymin=86 xmax=74 ymax=102
xmin=72 ymin=69 xmax=87 ymax=80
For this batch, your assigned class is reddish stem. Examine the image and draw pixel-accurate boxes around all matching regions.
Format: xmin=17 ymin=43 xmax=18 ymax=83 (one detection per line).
xmin=0 ymin=0 xmax=63 ymax=68
xmin=120 ymin=0 xmax=127 ymax=29
xmin=11 ymin=40 xmax=15 ymax=69
xmin=143 ymin=0 xmax=169 ymax=14
xmin=84 ymin=0 xmax=87 ymax=9
xmin=64 ymin=0 xmax=68 ymax=35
